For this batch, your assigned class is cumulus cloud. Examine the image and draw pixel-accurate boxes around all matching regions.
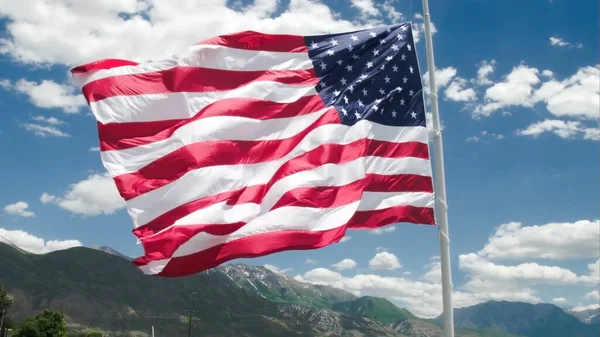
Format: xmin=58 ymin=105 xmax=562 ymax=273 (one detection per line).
xmin=475 ymin=60 xmax=496 ymax=85
xmin=369 ymin=251 xmax=401 ymax=270
xmin=0 ymin=227 xmax=82 ymax=254
xmin=370 ymin=225 xmax=395 ymax=235
xmin=18 ymin=114 xmax=70 ymax=137
xmin=474 ymin=64 xmax=599 ymax=120
xmin=478 ymin=220 xmax=600 ymax=260
xmin=549 ymin=36 xmax=583 ymax=48
xmin=584 ymin=290 xmax=600 ymax=301
xmin=466 ymin=130 xmax=504 ymax=143
xmin=40 ymin=173 xmax=125 ymax=216
xmin=0 ymin=78 xmax=86 ymax=113
xmin=332 ymin=258 xmax=357 ymax=271
xmin=3 ymin=201 xmax=35 ymax=217
xmin=517 ymin=119 xmax=599 ymax=141
xmin=552 ymin=297 xmax=566 ymax=304
xmin=423 ymin=66 xmax=476 ymax=102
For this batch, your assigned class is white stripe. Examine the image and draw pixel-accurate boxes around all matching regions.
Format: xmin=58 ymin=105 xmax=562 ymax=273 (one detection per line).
xmin=101 ymin=108 xmax=329 ymax=176
xmin=103 ymin=117 xmax=429 ymax=177
xmin=356 ymin=191 xmax=435 ymax=211
xmin=138 ymin=202 xmax=359 ymax=275
xmin=127 ymin=155 xmax=431 ymax=228
xmin=90 ymin=82 xmax=317 ymax=124
xmin=73 ymin=45 xmax=313 ymax=87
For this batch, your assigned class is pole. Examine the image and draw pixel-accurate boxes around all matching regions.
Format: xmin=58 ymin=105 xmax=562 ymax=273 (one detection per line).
xmin=420 ymin=1 xmax=455 ymax=337
xmin=187 ymin=311 xmax=192 ymax=337
xmin=151 ymin=325 xmax=155 ymax=337
xmin=0 ymin=309 xmax=5 ymax=337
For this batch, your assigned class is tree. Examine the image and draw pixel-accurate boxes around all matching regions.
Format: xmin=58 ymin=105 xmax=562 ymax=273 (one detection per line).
xmin=85 ymin=331 xmax=103 ymax=337
xmin=0 ymin=280 xmax=11 ymax=313
xmin=14 ymin=309 xmax=68 ymax=337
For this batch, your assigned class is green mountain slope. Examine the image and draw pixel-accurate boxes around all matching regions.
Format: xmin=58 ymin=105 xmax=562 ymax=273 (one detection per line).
xmin=332 ymin=296 xmax=415 ymax=324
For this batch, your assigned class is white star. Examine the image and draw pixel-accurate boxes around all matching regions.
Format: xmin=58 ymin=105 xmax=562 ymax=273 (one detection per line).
xmin=366 ymin=61 xmax=374 ymax=68
xmin=319 ymin=80 xmax=327 ymax=88
xmin=392 ymin=65 xmax=399 ymax=72
xmin=343 ymin=95 xmax=349 ymax=104
xmin=374 ymin=98 xmax=383 ymax=104
xmin=337 ymin=60 xmax=343 ymax=65
xmin=384 ymin=76 xmax=390 ymax=83
xmin=391 ymin=44 xmax=399 ymax=51
xmin=354 ymin=111 xmax=361 ymax=119
xmin=402 ymin=76 xmax=408 ymax=83
xmin=409 ymin=66 xmax=414 ymax=74
xmin=400 ymin=98 xmax=405 ymax=105
xmin=327 ymin=50 xmax=335 ymax=56
xmin=347 ymin=44 xmax=353 ymax=51
xmin=352 ymin=54 xmax=359 ymax=60
xmin=370 ymin=31 xmax=377 ymax=37
xmin=372 ymin=105 xmax=379 ymax=111
xmin=373 ymin=49 xmax=380 ymax=56
xmin=331 ymin=38 xmax=338 ymax=46
xmin=311 ymin=41 xmax=318 ymax=49
xmin=333 ymin=89 xmax=341 ymax=96
xmin=380 ymin=64 xmax=385 ymax=70
xmin=358 ymin=100 xmax=365 ymax=107
xmin=401 ymin=54 xmax=407 ymax=61
xmin=341 ymin=107 xmax=348 ymax=116
xmin=362 ymin=88 xmax=368 ymax=96
xmin=379 ymin=88 xmax=385 ymax=95
xmin=407 ymin=44 xmax=412 ymax=51
xmin=391 ymin=110 xmax=398 ymax=117
xmin=410 ymin=111 xmax=417 ymax=119
xmin=348 ymin=85 xmax=355 ymax=93
xmin=396 ymin=86 xmax=403 ymax=92
xmin=351 ymin=35 xmax=358 ymax=41
xmin=379 ymin=39 xmax=386 ymax=44
xmin=397 ymin=33 xmax=404 ymax=40
xmin=320 ymin=63 xmax=327 ymax=70
xmin=401 ymin=25 xmax=408 ymax=31
xmin=345 ymin=64 xmax=353 ymax=72
xmin=340 ymin=77 xmax=347 ymax=85
xmin=386 ymin=27 xmax=392 ymax=32
xmin=409 ymin=89 xmax=414 ymax=96
xmin=385 ymin=55 xmax=393 ymax=61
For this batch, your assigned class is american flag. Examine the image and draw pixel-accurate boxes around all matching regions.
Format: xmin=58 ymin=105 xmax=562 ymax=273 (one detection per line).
xmin=71 ymin=22 xmax=436 ymax=277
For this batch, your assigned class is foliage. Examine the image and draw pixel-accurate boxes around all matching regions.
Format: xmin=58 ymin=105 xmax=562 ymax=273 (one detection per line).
xmin=0 ymin=280 xmax=12 ymax=313
xmin=14 ymin=309 xmax=68 ymax=337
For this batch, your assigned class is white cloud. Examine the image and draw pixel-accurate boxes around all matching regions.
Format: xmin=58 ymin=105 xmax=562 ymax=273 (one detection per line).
xmin=264 ymin=264 xmax=293 ymax=274
xmin=474 ymin=64 xmax=599 ymax=120
xmin=350 ymin=0 xmax=380 ymax=18
xmin=3 ymin=201 xmax=35 ymax=217
xmin=584 ymin=290 xmax=600 ymax=301
xmin=41 ymin=173 xmax=125 ymax=216
xmin=444 ymin=77 xmax=477 ymax=102
xmin=552 ymin=297 xmax=566 ymax=304
xmin=479 ymin=220 xmax=600 ymax=260
xmin=423 ymin=66 xmax=457 ymax=89
xmin=370 ymin=225 xmax=395 ymax=235
xmin=89 ymin=146 xmax=100 ymax=152
xmin=466 ymin=130 xmax=504 ymax=143
xmin=516 ymin=119 xmax=599 ymax=141
xmin=22 ymin=123 xmax=70 ymax=138
xmin=0 ymin=78 xmax=86 ymax=113
xmin=411 ymin=13 xmax=437 ymax=44
xmin=549 ymin=36 xmax=583 ymax=48
xmin=572 ymin=304 xmax=600 ymax=312
xmin=380 ymin=0 xmax=403 ymax=21
xmin=0 ymin=227 xmax=82 ymax=254
xmin=0 ymin=0 xmax=364 ymax=67
xmin=332 ymin=258 xmax=357 ymax=271
xmin=305 ymin=258 xmax=318 ymax=264
xmin=339 ymin=236 xmax=352 ymax=243
xmin=422 ymin=259 xmax=441 ymax=282
xmin=369 ymin=251 xmax=401 ymax=270
xmin=31 ymin=115 xmax=65 ymax=125
xmin=476 ymin=59 xmax=496 ymax=85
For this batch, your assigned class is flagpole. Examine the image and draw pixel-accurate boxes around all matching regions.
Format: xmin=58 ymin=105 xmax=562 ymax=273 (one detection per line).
xmin=420 ymin=0 xmax=455 ymax=337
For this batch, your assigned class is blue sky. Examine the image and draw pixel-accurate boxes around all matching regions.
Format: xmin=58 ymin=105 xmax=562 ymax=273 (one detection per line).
xmin=0 ymin=0 xmax=598 ymax=318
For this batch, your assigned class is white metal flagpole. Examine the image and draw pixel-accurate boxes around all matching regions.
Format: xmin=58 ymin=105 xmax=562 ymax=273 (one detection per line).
xmin=420 ymin=0 xmax=455 ymax=337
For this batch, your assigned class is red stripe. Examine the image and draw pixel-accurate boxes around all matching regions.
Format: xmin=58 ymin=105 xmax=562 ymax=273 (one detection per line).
xmin=71 ymin=59 xmax=139 ymax=74
xmin=82 ymin=67 xmax=318 ymax=103
xmin=132 ymin=173 xmax=433 ymax=239
xmin=98 ymin=95 xmax=326 ymax=151
xmin=196 ymin=30 xmax=308 ymax=53
xmin=115 ymin=127 xmax=429 ymax=201
xmin=134 ymin=226 xmax=345 ymax=277
xmin=347 ymin=205 xmax=436 ymax=228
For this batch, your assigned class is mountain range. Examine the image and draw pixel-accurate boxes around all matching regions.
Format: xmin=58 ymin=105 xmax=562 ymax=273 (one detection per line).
xmin=0 ymin=242 xmax=597 ymax=337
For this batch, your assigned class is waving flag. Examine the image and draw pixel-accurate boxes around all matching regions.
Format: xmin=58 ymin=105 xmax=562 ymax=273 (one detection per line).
xmin=72 ymin=22 xmax=435 ymax=277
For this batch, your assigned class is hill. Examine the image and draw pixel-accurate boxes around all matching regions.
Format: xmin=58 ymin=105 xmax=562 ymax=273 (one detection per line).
xmin=436 ymin=300 xmax=600 ymax=337
xmin=568 ymin=307 xmax=600 ymax=324
xmin=332 ymin=296 xmax=415 ymax=324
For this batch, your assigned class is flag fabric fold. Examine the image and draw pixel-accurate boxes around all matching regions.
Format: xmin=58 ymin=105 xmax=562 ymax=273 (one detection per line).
xmin=72 ymin=22 xmax=436 ymax=277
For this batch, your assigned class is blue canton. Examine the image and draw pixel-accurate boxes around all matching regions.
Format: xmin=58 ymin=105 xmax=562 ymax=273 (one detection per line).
xmin=305 ymin=22 xmax=426 ymax=128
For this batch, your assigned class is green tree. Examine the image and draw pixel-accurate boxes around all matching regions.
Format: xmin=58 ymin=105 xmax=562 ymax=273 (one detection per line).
xmin=0 ymin=280 xmax=12 ymax=313
xmin=85 ymin=331 xmax=103 ymax=337
xmin=14 ymin=309 xmax=68 ymax=337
